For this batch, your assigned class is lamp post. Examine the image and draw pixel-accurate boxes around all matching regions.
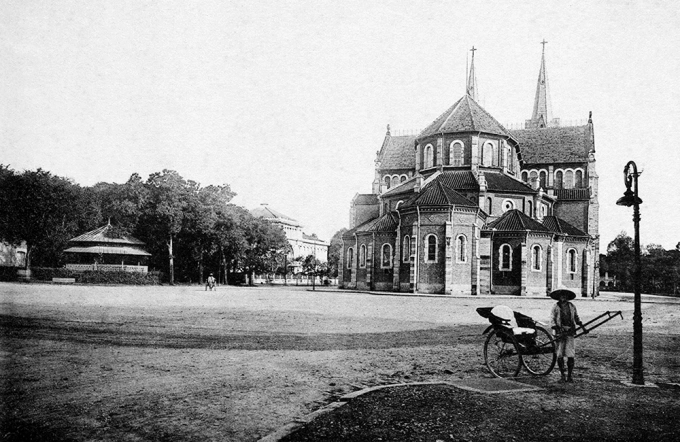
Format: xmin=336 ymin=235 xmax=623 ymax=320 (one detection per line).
xmin=615 ymin=160 xmax=644 ymax=385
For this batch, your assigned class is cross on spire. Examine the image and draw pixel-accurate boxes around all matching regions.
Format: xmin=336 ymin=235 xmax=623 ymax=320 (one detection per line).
xmin=541 ymin=39 xmax=548 ymax=53
xmin=466 ymin=46 xmax=478 ymax=101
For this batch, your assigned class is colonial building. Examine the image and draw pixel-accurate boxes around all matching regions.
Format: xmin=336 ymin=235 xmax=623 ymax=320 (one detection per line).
xmin=340 ymin=46 xmax=599 ymax=297
xmin=251 ymin=204 xmax=329 ymax=265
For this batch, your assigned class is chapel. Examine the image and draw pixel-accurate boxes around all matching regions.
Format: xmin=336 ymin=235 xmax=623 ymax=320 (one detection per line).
xmin=340 ymin=45 xmax=599 ymax=297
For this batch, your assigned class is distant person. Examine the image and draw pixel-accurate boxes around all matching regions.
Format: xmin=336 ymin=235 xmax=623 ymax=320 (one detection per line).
xmin=550 ymin=289 xmax=588 ymax=382
xmin=206 ymin=273 xmax=216 ymax=291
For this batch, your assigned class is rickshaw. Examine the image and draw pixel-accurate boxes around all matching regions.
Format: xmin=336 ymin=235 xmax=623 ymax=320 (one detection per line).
xmin=477 ymin=305 xmax=623 ymax=378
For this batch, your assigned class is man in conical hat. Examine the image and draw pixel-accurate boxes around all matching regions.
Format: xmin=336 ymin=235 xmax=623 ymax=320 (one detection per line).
xmin=550 ymin=289 xmax=588 ymax=382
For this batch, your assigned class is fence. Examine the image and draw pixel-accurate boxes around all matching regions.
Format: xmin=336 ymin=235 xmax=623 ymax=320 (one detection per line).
xmin=252 ymin=274 xmax=338 ymax=286
xmin=64 ymin=264 xmax=148 ymax=273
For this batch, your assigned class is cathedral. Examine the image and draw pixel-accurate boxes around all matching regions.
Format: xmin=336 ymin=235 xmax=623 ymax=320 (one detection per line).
xmin=340 ymin=46 xmax=599 ymax=297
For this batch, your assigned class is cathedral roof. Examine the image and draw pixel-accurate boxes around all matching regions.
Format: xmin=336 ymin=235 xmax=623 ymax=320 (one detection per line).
xmin=542 ymin=216 xmax=588 ymax=236
xmin=381 ymin=177 xmax=417 ymax=198
xmin=378 ymin=133 xmax=416 ymax=170
xmin=418 ymin=95 xmax=510 ymax=140
xmin=250 ymin=204 xmax=302 ymax=227
xmin=483 ymin=171 xmax=536 ymax=194
xmin=402 ymin=180 xmax=477 ymax=209
xmin=510 ymin=125 xmax=591 ymax=165
xmin=486 ymin=209 xmax=551 ymax=232
xmin=343 ymin=212 xmax=398 ymax=236
xmin=435 ymin=170 xmax=479 ymax=190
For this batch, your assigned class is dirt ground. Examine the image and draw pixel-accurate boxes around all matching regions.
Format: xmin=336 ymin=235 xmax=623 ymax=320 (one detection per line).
xmin=1 ymin=282 xmax=679 ymax=441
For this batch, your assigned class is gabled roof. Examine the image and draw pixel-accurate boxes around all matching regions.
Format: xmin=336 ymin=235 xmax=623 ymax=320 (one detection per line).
xmin=69 ymin=224 xmax=145 ymax=246
xmin=250 ymin=205 xmax=302 ymax=227
xmin=510 ymin=125 xmax=591 ymax=164
xmin=402 ymin=180 xmax=477 ymax=209
xmin=483 ymin=171 xmax=536 ymax=194
xmin=418 ymin=95 xmax=510 ymax=140
xmin=542 ymin=216 xmax=589 ymax=236
xmin=486 ymin=209 xmax=551 ymax=232
xmin=378 ymin=134 xmax=416 ymax=170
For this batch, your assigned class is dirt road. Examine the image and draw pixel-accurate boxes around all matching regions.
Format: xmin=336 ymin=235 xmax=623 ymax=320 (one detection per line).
xmin=1 ymin=283 xmax=678 ymax=441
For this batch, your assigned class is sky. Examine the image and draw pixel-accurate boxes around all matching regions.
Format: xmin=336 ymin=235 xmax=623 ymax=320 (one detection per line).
xmin=2 ymin=0 xmax=679 ymax=249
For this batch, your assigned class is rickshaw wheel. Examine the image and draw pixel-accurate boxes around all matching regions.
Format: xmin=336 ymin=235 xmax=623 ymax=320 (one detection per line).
xmin=484 ymin=329 xmax=522 ymax=378
xmin=521 ymin=325 xmax=557 ymax=376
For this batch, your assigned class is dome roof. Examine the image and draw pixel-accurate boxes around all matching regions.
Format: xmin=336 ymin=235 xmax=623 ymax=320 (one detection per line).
xmin=418 ymin=95 xmax=510 ymax=140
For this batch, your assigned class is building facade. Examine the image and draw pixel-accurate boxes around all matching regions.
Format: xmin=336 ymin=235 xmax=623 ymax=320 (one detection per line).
xmin=251 ymin=204 xmax=329 ymax=266
xmin=340 ymin=47 xmax=599 ymax=297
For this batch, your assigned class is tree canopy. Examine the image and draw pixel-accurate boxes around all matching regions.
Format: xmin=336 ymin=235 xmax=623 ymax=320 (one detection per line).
xmin=0 ymin=166 xmax=290 ymax=284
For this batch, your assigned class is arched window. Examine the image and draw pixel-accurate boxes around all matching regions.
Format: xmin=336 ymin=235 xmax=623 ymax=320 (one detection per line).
xmin=451 ymin=141 xmax=464 ymax=166
xmin=347 ymin=248 xmax=354 ymax=269
xmin=359 ymin=244 xmax=366 ymax=268
xmin=555 ymin=170 xmax=563 ymax=190
xmin=384 ymin=176 xmax=391 ymax=190
xmin=486 ymin=197 xmax=493 ymax=215
xmin=425 ymin=234 xmax=438 ymax=263
xmin=499 ymin=244 xmax=512 ymax=271
xmin=425 ymin=144 xmax=434 ymax=168
xmin=443 ymin=141 xmax=451 ymax=165
xmin=532 ymin=245 xmax=542 ymax=271
xmin=403 ymin=236 xmax=411 ymax=262
xmin=575 ymin=170 xmax=583 ymax=188
xmin=482 ymin=142 xmax=493 ymax=166
xmin=456 ymin=235 xmax=467 ymax=263
xmin=400 ymin=175 xmax=407 ymax=183
xmin=508 ymin=147 xmax=515 ymax=172
xmin=521 ymin=171 xmax=529 ymax=183
xmin=527 ymin=200 xmax=533 ymax=217
xmin=392 ymin=175 xmax=399 ymax=185
xmin=568 ymin=249 xmax=577 ymax=273
xmin=565 ymin=170 xmax=574 ymax=189
xmin=539 ymin=170 xmax=547 ymax=189
xmin=381 ymin=244 xmax=392 ymax=268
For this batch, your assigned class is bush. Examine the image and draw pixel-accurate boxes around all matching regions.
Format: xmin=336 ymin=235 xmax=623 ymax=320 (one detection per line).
xmin=0 ymin=266 xmax=19 ymax=282
xmin=30 ymin=267 xmax=161 ymax=285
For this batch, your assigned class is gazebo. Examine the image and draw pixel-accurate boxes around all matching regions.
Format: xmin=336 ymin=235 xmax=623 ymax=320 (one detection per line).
xmin=64 ymin=223 xmax=151 ymax=273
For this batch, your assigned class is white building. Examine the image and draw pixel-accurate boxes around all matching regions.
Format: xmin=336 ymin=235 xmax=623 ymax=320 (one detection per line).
xmin=250 ymin=204 xmax=329 ymax=263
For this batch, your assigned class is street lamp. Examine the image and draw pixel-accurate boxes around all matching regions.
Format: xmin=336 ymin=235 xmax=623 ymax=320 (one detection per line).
xmin=615 ymin=160 xmax=644 ymax=385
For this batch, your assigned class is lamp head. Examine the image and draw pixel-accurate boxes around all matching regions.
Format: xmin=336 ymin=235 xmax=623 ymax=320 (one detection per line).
xmin=616 ymin=188 xmax=643 ymax=207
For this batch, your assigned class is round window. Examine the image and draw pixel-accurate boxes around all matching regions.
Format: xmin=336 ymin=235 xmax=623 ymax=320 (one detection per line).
xmin=502 ymin=199 xmax=515 ymax=213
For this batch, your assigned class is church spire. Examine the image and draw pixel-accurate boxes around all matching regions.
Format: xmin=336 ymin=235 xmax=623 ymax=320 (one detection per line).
xmin=466 ymin=46 xmax=478 ymax=101
xmin=528 ymin=40 xmax=553 ymax=128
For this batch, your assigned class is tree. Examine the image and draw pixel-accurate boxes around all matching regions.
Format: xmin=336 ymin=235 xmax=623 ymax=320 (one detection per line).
xmin=0 ymin=167 xmax=87 ymax=268
xmin=139 ymin=170 xmax=197 ymax=284
xmin=327 ymin=228 xmax=348 ymax=278
xmin=606 ymin=232 xmax=635 ymax=292
xmin=240 ymin=217 xmax=288 ymax=285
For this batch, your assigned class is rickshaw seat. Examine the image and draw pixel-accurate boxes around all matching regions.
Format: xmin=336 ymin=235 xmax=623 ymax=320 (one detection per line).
xmin=490 ymin=306 xmax=536 ymax=336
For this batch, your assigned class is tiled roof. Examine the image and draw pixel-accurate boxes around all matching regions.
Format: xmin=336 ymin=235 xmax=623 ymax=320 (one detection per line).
xmin=483 ymin=171 xmax=536 ymax=194
xmin=343 ymin=216 xmax=382 ymax=237
xmin=436 ymin=171 xmax=479 ymax=191
xmin=371 ymin=212 xmax=399 ymax=232
xmin=486 ymin=209 xmax=551 ymax=232
xmin=352 ymin=194 xmax=379 ymax=205
xmin=418 ymin=95 xmax=510 ymax=139
xmin=63 ymin=246 xmax=151 ymax=256
xmin=381 ymin=177 xmax=417 ymax=198
xmin=402 ymin=180 xmax=477 ymax=209
xmin=542 ymin=216 xmax=588 ymax=236
xmin=69 ymin=224 xmax=145 ymax=246
xmin=555 ymin=188 xmax=590 ymax=200
xmin=250 ymin=205 xmax=302 ymax=227
xmin=379 ymin=134 xmax=416 ymax=170
xmin=510 ymin=125 xmax=591 ymax=164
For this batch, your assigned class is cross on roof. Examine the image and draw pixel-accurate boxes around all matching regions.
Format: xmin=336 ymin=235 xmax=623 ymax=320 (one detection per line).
xmin=470 ymin=46 xmax=477 ymax=54
xmin=541 ymin=39 xmax=548 ymax=52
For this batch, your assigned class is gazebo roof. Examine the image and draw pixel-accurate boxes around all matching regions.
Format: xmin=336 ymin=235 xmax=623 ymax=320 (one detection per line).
xmin=63 ymin=246 xmax=151 ymax=256
xmin=69 ymin=224 xmax=146 ymax=246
